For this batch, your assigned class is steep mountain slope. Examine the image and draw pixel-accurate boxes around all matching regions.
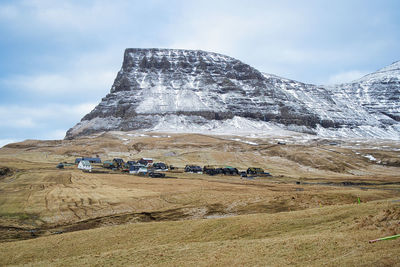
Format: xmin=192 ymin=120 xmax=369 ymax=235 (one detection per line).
xmin=264 ymin=72 xmax=400 ymax=139
xmin=332 ymin=61 xmax=400 ymax=123
xmin=66 ymin=49 xmax=317 ymax=139
xmin=65 ymin=49 xmax=400 ymax=140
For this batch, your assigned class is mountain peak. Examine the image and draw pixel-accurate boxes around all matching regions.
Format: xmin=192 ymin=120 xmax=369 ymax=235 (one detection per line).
xmin=353 ymin=60 xmax=400 ymax=84
xmin=378 ymin=60 xmax=400 ymax=72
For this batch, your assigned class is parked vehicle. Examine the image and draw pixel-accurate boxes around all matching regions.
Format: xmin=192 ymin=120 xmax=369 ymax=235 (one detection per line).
xmin=153 ymin=162 xmax=168 ymax=171
xmin=103 ymin=160 xmax=113 ymax=169
xmin=148 ymin=172 xmax=165 ymax=178
xmin=56 ymin=163 xmax=64 ymax=169
xmin=247 ymin=167 xmax=265 ymax=175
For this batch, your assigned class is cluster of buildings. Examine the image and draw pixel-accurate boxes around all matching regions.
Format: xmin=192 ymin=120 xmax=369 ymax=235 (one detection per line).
xmin=70 ymin=157 xmax=270 ymax=178
xmin=74 ymin=157 xmax=163 ymax=174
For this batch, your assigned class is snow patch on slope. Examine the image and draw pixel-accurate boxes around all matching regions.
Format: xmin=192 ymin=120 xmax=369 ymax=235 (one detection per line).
xmin=151 ymin=115 xmax=299 ymax=137
xmin=67 ymin=117 xmax=122 ymax=137
xmin=316 ymin=125 xmax=400 ymax=140
xmin=136 ymin=85 xmax=212 ymax=113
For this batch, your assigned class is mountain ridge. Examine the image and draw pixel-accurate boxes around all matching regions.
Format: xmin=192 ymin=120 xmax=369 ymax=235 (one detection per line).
xmin=65 ymin=48 xmax=400 ymax=140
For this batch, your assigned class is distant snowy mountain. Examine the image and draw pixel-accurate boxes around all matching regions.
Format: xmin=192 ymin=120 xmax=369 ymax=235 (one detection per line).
xmin=65 ymin=49 xmax=400 ymax=140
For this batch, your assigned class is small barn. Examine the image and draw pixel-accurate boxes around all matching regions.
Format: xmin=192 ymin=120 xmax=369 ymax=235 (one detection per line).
xmin=78 ymin=160 xmax=92 ymax=172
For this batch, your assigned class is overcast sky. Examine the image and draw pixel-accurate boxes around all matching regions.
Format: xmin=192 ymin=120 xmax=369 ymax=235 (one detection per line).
xmin=0 ymin=0 xmax=399 ymax=146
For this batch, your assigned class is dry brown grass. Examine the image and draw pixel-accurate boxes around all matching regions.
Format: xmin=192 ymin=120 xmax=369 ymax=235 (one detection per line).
xmin=4 ymin=132 xmax=400 ymax=179
xmin=0 ymin=201 xmax=399 ymax=266
xmin=0 ymin=133 xmax=399 ymax=266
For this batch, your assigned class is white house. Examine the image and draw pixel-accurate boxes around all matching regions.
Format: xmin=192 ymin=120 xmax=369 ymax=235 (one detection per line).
xmin=129 ymin=165 xmax=147 ymax=175
xmin=78 ymin=160 xmax=92 ymax=172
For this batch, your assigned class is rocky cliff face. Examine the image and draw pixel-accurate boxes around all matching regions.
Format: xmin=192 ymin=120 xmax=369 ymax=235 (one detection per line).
xmin=65 ymin=49 xmax=400 ymax=140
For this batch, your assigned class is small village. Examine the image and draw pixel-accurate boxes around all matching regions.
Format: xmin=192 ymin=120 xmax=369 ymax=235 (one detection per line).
xmin=60 ymin=156 xmax=272 ymax=179
xmin=1 ymin=2 xmax=400 ymax=266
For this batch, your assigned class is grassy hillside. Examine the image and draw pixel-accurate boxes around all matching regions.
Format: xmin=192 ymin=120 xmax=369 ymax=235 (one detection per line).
xmin=0 ymin=133 xmax=399 ymax=266
xmin=0 ymin=201 xmax=399 ymax=266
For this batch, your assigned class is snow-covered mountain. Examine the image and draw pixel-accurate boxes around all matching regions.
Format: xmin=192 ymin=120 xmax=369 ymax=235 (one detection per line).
xmin=65 ymin=49 xmax=400 ymax=140
xmin=332 ymin=61 xmax=400 ymax=123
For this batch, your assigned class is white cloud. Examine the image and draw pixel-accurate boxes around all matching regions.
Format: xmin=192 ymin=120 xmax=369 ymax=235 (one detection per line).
xmin=163 ymin=1 xmax=368 ymax=81
xmin=1 ymin=0 xmax=396 ymax=86
xmin=327 ymin=70 xmax=369 ymax=85
xmin=2 ymin=46 xmax=121 ymax=97
xmin=0 ymin=0 xmax=129 ymax=34
xmin=163 ymin=1 xmax=399 ymax=83
xmin=0 ymin=102 xmax=97 ymax=140
xmin=167 ymin=2 xmax=311 ymax=57
xmin=0 ymin=103 xmax=96 ymax=129
xmin=14 ymin=118 xmax=36 ymax=128
xmin=4 ymin=70 xmax=115 ymax=95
